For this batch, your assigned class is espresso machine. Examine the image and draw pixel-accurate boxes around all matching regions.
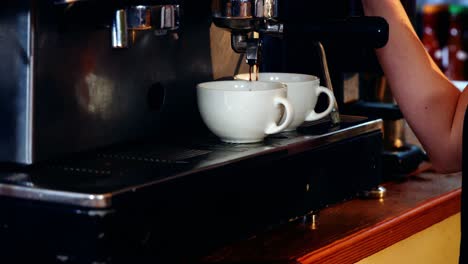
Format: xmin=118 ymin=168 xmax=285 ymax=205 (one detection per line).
xmin=0 ymin=1 xmax=388 ymax=263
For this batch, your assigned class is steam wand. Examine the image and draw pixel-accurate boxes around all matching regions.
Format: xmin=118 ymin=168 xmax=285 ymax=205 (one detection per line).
xmin=315 ymin=42 xmax=341 ymax=125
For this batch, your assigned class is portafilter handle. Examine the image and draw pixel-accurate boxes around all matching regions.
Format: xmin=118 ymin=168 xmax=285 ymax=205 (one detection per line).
xmin=284 ymin=16 xmax=389 ymax=49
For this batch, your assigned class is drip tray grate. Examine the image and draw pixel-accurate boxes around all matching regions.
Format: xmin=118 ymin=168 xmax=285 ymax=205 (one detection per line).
xmin=24 ymin=147 xmax=214 ymax=190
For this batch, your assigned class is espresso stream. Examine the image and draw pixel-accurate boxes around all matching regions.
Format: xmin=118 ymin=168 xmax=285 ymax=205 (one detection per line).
xmin=248 ymin=64 xmax=259 ymax=82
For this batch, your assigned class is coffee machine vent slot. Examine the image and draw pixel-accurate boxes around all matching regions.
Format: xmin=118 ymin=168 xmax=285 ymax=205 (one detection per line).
xmin=40 ymin=163 xmax=114 ymax=178
xmin=156 ymin=149 xmax=212 ymax=161
xmin=98 ymin=148 xmax=211 ymax=163
xmin=61 ymin=166 xmax=112 ymax=176
xmin=97 ymin=153 xmax=187 ymax=164
xmin=193 ymin=142 xmax=256 ymax=152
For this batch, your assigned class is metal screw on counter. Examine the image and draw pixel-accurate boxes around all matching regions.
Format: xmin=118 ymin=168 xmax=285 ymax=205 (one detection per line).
xmin=358 ymin=186 xmax=387 ymax=200
xmin=301 ymin=210 xmax=320 ymax=230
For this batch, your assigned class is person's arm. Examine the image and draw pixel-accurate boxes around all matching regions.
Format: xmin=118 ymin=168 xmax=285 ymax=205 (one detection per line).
xmin=361 ymin=0 xmax=468 ymax=173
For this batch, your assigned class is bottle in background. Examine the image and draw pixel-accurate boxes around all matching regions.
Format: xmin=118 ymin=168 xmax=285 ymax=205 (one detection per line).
xmin=445 ymin=4 xmax=468 ymax=80
xmin=421 ymin=4 xmax=448 ymax=70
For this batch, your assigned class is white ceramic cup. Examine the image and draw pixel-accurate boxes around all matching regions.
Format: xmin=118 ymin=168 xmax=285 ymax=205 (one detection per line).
xmin=235 ymin=73 xmax=335 ymax=131
xmin=197 ymin=80 xmax=294 ymax=143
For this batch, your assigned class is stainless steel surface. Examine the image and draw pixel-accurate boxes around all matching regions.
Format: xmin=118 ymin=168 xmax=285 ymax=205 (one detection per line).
xmin=260 ymin=0 xmax=278 ymax=18
xmin=212 ymin=0 xmax=278 ymax=20
xmin=212 ymin=0 xmax=279 ymax=32
xmin=0 ymin=2 xmax=34 ymax=164
xmin=230 ymin=32 xmax=263 ymax=66
xmin=0 ymin=116 xmax=382 ymax=208
xmin=297 ymin=210 xmax=320 ymax=230
xmin=127 ymin=6 xmax=151 ymax=31
xmin=384 ymin=119 xmax=406 ymax=149
xmin=316 ymin=42 xmax=341 ymax=125
xmin=261 ymin=20 xmax=283 ymax=35
xmin=0 ymin=177 xmax=112 ymax=208
xmin=112 ymin=9 xmax=128 ymax=48
xmin=152 ymin=5 xmax=180 ymax=31
xmin=309 ymin=213 xmax=319 ymax=230
xmin=211 ymin=0 xmax=282 ymax=41
xmin=246 ymin=38 xmax=260 ymax=65
xmin=230 ymin=32 xmax=262 ymax=66
xmin=113 ymin=4 xmax=181 ymax=48
xmin=127 ymin=5 xmax=180 ymax=31
xmin=231 ymin=33 xmax=249 ymax=53
xmin=358 ymin=185 xmax=387 ymax=199
xmin=212 ymin=17 xmax=258 ymax=32
xmin=0 ymin=1 xmax=223 ymax=164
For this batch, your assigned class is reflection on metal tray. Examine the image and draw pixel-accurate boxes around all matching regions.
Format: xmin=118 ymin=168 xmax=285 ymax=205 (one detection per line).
xmin=0 ymin=115 xmax=381 ymax=208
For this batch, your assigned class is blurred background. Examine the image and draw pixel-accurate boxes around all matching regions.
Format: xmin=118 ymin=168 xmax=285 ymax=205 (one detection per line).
xmin=416 ymin=0 xmax=468 ymax=89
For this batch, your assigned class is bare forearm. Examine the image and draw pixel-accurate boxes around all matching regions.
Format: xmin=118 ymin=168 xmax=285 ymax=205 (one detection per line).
xmin=361 ymin=0 xmax=466 ymax=172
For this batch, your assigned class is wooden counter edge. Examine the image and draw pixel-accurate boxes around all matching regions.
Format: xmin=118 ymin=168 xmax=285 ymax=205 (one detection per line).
xmin=297 ymin=188 xmax=462 ymax=264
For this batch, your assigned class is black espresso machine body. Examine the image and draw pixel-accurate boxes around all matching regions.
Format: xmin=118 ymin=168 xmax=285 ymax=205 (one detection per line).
xmin=0 ymin=0 xmax=386 ymax=262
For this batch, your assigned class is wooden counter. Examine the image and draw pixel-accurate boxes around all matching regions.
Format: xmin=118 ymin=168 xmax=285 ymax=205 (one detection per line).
xmin=198 ymin=163 xmax=461 ymax=264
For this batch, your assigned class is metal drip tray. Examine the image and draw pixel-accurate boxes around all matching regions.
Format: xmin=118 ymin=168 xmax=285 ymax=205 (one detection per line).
xmin=2 ymin=148 xmax=207 ymax=191
xmin=0 ymin=115 xmax=382 ymax=208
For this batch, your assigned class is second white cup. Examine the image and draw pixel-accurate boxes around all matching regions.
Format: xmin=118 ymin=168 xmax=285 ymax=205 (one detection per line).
xmin=235 ymin=73 xmax=336 ymax=131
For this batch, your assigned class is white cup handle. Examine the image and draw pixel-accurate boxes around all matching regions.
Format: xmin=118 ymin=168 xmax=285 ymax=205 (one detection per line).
xmin=265 ymin=97 xmax=294 ymax=134
xmin=305 ymin=86 xmax=336 ymax=121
